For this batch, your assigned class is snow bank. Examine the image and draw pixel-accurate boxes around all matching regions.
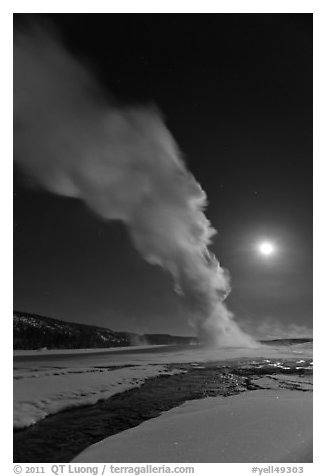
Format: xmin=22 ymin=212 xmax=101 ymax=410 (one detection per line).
xmin=14 ymin=364 xmax=178 ymax=429
xmin=73 ymin=390 xmax=312 ymax=463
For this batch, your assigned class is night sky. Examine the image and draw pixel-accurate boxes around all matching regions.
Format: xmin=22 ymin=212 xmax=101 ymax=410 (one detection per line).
xmin=14 ymin=14 xmax=312 ymax=338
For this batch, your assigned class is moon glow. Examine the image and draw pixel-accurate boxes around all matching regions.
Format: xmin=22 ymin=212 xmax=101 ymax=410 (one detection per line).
xmin=258 ymin=241 xmax=275 ymax=256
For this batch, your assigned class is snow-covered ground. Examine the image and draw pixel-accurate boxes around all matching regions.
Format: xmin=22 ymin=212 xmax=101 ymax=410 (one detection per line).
xmin=14 ymin=364 xmax=183 ymax=429
xmin=13 ymin=344 xmax=166 ymax=357
xmin=73 ymin=389 xmax=312 ymax=463
xmin=13 ymin=340 xmax=313 ymax=366
xmin=14 ymin=342 xmax=312 ymax=431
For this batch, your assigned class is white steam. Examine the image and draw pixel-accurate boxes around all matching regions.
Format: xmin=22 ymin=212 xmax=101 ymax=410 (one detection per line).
xmin=14 ymin=26 xmax=255 ymax=347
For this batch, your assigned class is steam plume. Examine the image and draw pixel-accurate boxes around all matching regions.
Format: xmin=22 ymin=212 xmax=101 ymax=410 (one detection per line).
xmin=14 ymin=25 xmax=255 ymax=347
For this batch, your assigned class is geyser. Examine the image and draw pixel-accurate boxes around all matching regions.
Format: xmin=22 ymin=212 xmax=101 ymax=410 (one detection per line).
xmin=14 ymin=24 xmax=255 ymax=347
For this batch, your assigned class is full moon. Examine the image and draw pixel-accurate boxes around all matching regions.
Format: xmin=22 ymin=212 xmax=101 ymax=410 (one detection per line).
xmin=258 ymin=241 xmax=275 ymax=256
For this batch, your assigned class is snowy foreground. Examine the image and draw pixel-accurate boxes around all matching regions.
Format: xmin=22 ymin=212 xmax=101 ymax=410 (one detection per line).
xmin=73 ymin=390 xmax=312 ymax=463
xmin=14 ymin=342 xmax=312 ymax=462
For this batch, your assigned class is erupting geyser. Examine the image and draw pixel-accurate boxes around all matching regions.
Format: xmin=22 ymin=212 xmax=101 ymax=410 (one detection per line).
xmin=14 ymin=24 xmax=255 ymax=347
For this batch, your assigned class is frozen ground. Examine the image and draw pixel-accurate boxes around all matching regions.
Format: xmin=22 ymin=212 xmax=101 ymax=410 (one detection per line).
xmin=14 ymin=341 xmax=312 ymax=367
xmin=73 ymin=389 xmax=312 ymax=463
xmin=14 ymin=342 xmax=312 ymax=430
xmin=14 ymin=363 xmax=183 ymax=428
